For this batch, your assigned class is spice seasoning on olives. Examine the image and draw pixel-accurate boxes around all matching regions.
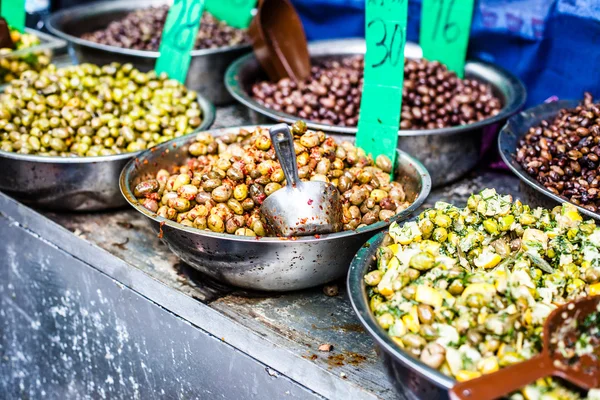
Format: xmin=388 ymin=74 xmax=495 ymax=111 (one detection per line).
xmin=251 ymin=56 xmax=502 ymax=130
xmin=0 ymin=28 xmax=51 ymax=84
xmin=133 ymin=121 xmax=412 ymax=236
xmin=0 ymin=63 xmax=203 ymax=156
xmin=366 ymin=188 xmax=600 ymax=398
xmin=81 ymin=6 xmax=248 ymax=51
xmin=516 ymin=93 xmax=600 ymax=213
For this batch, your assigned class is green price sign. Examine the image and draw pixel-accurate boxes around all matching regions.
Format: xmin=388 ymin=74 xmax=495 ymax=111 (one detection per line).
xmin=1 ymin=0 xmax=26 ymax=32
xmin=356 ymin=0 xmax=408 ymax=175
xmin=205 ymin=0 xmax=256 ymax=29
xmin=420 ymin=0 xmax=475 ymax=77
xmin=155 ymin=0 xmax=205 ymax=84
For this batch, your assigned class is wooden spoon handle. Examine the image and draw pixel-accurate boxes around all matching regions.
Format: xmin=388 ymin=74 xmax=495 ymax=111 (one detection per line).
xmin=449 ymin=354 xmax=553 ymax=400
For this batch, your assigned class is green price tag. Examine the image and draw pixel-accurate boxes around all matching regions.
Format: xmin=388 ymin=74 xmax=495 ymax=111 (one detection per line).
xmin=356 ymin=0 xmax=408 ymax=174
xmin=205 ymin=0 xmax=256 ymax=29
xmin=155 ymin=0 xmax=205 ymax=84
xmin=1 ymin=0 xmax=26 ymax=32
xmin=420 ymin=0 xmax=475 ymax=77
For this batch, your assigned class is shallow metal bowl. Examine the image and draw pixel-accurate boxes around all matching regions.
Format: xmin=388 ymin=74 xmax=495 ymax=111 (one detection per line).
xmin=348 ymin=230 xmax=454 ymax=399
xmin=120 ymin=125 xmax=431 ymax=291
xmin=46 ymin=0 xmax=251 ymax=105
xmin=0 ymin=95 xmax=215 ymax=211
xmin=498 ymin=99 xmax=600 ymax=221
xmin=225 ymin=38 xmax=527 ymax=187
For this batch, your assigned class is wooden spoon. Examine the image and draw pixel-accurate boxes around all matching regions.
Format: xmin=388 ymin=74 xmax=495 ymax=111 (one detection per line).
xmin=248 ymin=0 xmax=311 ymax=82
xmin=450 ymin=296 xmax=600 ymax=400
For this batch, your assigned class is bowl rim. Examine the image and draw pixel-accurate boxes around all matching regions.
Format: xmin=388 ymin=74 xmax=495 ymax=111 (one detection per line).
xmin=347 ymin=229 xmax=455 ymax=390
xmin=498 ymin=99 xmax=600 ymax=221
xmin=224 ymin=38 xmax=527 ymax=137
xmin=45 ymin=0 xmax=252 ymax=59
xmin=0 ymin=91 xmax=216 ymax=164
xmin=119 ymin=124 xmax=432 ymax=243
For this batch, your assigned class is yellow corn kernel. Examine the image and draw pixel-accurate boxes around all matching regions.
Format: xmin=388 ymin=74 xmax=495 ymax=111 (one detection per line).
xmin=461 ymin=283 xmax=496 ymax=299
xmin=523 ymin=309 xmax=533 ymax=326
xmin=387 ymin=256 xmax=400 ymax=271
xmin=378 ymin=285 xmax=394 ymax=297
xmin=456 ymin=370 xmax=482 ymax=382
xmin=563 ymin=207 xmax=582 ymax=222
xmin=474 ymin=252 xmax=502 ymax=269
xmin=497 ymin=343 xmax=508 ymax=358
xmin=589 ymin=282 xmax=600 ymax=296
xmin=391 ymin=336 xmax=405 ymax=349
xmin=479 ymin=356 xmax=499 ymax=374
xmin=477 ymin=311 xmax=488 ymax=325
xmin=402 ymin=305 xmax=420 ymax=333
xmin=582 ymin=260 xmax=591 ymax=270
xmin=387 ymin=244 xmax=400 ymax=254
xmin=415 ymin=285 xmax=443 ymax=308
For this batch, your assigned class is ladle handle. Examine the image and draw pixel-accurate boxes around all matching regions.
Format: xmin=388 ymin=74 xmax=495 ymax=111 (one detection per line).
xmin=449 ymin=354 xmax=553 ymax=400
xmin=269 ymin=124 xmax=300 ymax=187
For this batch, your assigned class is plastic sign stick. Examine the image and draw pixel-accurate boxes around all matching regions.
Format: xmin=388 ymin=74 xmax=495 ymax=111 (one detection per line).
xmin=1 ymin=0 xmax=26 ymax=32
xmin=205 ymin=0 xmax=256 ymax=29
xmin=356 ymin=0 xmax=408 ymax=178
xmin=420 ymin=0 xmax=475 ymax=78
xmin=155 ymin=0 xmax=205 ymax=84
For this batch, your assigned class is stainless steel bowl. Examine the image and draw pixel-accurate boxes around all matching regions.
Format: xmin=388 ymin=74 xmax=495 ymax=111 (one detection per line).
xmin=348 ymin=230 xmax=454 ymax=400
xmin=120 ymin=125 xmax=431 ymax=291
xmin=0 ymin=95 xmax=215 ymax=211
xmin=46 ymin=0 xmax=251 ymax=105
xmin=498 ymin=99 xmax=600 ymax=221
xmin=225 ymin=38 xmax=527 ymax=187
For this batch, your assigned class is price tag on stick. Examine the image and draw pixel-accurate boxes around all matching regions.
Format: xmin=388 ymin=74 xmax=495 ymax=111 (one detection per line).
xmin=205 ymin=0 xmax=256 ymax=29
xmin=155 ymin=0 xmax=205 ymax=84
xmin=1 ymin=0 xmax=26 ymax=32
xmin=356 ymin=0 xmax=409 ymax=178
xmin=420 ymin=0 xmax=475 ymax=77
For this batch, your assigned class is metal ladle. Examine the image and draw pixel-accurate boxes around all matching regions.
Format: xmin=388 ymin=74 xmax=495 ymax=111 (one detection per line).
xmin=260 ymin=124 xmax=343 ymax=237
xmin=450 ymin=295 xmax=600 ymax=400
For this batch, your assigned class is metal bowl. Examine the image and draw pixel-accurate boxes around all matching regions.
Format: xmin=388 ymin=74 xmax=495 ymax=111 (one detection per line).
xmin=120 ymin=125 xmax=431 ymax=291
xmin=0 ymin=95 xmax=215 ymax=211
xmin=498 ymin=99 xmax=600 ymax=221
xmin=348 ymin=230 xmax=454 ymax=400
xmin=46 ymin=0 xmax=252 ymax=105
xmin=225 ymin=38 xmax=527 ymax=187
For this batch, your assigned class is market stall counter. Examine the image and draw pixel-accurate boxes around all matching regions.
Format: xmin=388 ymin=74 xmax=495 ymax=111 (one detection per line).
xmin=0 ymin=103 xmax=521 ymax=400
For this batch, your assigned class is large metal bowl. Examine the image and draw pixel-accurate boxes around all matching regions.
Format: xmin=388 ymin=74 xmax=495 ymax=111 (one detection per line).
xmin=225 ymin=39 xmax=527 ymax=187
xmin=120 ymin=125 xmax=431 ymax=291
xmin=498 ymin=99 xmax=600 ymax=221
xmin=348 ymin=230 xmax=454 ymax=400
xmin=46 ymin=0 xmax=252 ymax=105
xmin=0 ymin=95 xmax=215 ymax=211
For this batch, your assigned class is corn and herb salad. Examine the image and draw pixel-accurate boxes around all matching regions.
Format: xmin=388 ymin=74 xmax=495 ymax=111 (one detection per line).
xmin=365 ymin=189 xmax=600 ymax=399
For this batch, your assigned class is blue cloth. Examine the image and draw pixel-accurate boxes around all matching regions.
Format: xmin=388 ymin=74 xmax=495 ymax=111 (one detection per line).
xmin=291 ymin=0 xmax=600 ymax=107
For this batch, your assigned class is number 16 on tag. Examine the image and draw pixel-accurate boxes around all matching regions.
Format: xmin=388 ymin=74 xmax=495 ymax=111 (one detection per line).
xmin=356 ymin=0 xmax=408 ymax=175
